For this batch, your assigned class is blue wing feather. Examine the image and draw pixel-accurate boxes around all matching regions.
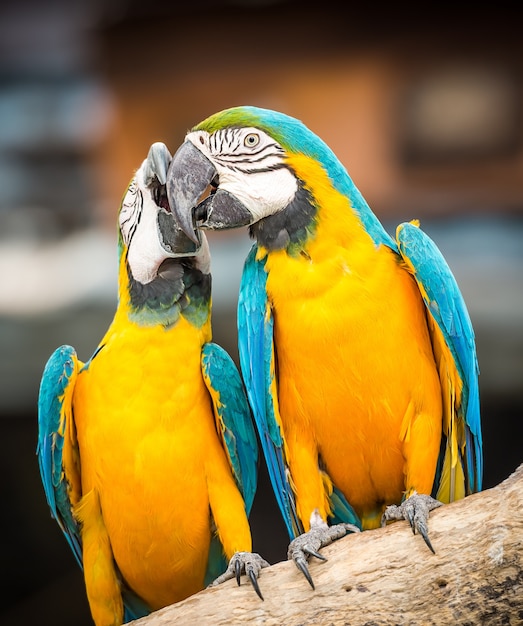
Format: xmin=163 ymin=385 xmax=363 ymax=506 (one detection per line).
xmin=237 ymin=245 xmax=303 ymax=539
xmin=201 ymin=342 xmax=258 ymax=513
xmin=396 ymin=222 xmax=483 ymax=496
xmin=329 ymin=487 xmax=362 ymax=529
xmin=37 ymin=345 xmax=83 ymax=567
xmin=201 ymin=341 xmax=258 ymax=583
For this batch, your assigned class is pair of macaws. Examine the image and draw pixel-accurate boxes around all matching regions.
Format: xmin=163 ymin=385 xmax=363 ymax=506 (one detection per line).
xmin=38 ymin=106 xmax=482 ymax=626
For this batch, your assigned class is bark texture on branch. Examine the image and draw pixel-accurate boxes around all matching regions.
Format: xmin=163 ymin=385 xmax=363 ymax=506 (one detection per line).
xmin=130 ymin=464 xmax=523 ymax=626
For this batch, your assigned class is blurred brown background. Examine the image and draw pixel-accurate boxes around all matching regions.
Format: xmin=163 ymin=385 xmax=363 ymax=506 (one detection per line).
xmin=1 ymin=1 xmax=522 ymax=624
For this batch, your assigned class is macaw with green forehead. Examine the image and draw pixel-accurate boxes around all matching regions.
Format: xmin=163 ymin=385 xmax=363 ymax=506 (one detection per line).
xmin=166 ymin=106 xmax=483 ymax=587
xmin=37 ymin=142 xmax=267 ymax=626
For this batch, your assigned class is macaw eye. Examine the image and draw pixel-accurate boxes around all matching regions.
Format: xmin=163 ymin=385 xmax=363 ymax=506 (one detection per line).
xmin=244 ymin=133 xmax=260 ymax=148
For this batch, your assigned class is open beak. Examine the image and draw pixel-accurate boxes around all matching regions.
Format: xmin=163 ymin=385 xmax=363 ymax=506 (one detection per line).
xmin=166 ymin=140 xmax=252 ymax=241
xmin=144 ymin=142 xmax=202 ymax=256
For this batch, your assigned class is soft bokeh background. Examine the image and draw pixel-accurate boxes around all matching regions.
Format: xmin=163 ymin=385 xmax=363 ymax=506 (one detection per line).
xmin=1 ymin=2 xmax=522 ymax=624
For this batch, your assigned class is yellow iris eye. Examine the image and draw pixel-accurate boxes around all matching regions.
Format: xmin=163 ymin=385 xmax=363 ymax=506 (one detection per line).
xmin=244 ymin=133 xmax=260 ymax=148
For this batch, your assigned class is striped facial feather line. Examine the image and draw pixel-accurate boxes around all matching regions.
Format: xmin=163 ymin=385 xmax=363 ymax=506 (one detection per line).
xmin=216 ymin=139 xmax=282 ymax=158
xmin=215 ymin=147 xmax=285 ymax=163
xmin=218 ymin=162 xmax=289 ymax=176
xmin=211 ymin=137 xmax=286 ymax=176
xmin=119 ymin=179 xmax=143 ymax=247
xmin=229 ymin=148 xmax=284 ymax=160
xmin=213 ymin=150 xmax=286 ymax=167
xmin=209 ymin=127 xmax=242 ymax=153
xmin=209 ymin=128 xmax=283 ymax=155
xmin=211 ymin=141 xmax=283 ymax=159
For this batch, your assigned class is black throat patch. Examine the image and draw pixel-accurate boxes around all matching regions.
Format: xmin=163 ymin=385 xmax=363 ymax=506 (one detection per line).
xmin=127 ymin=258 xmax=211 ymax=328
xmin=249 ymin=181 xmax=317 ymax=253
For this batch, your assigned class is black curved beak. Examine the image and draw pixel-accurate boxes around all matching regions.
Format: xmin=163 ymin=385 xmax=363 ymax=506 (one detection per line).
xmin=166 ymin=140 xmax=252 ymax=241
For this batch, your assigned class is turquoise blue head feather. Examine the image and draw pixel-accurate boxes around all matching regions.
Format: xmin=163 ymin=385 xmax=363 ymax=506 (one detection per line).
xmin=166 ymin=105 xmax=393 ymax=251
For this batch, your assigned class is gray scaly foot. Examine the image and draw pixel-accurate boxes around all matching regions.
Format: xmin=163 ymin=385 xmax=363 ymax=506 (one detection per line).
xmin=208 ymin=551 xmax=270 ymax=600
xmin=287 ymin=510 xmax=360 ymax=589
xmin=381 ymin=491 xmax=443 ymax=553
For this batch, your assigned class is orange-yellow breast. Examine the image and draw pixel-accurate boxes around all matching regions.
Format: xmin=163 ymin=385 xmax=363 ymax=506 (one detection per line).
xmin=72 ymin=315 xmax=238 ymax=609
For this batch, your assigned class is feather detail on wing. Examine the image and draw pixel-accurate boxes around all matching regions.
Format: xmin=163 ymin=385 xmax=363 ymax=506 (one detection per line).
xmin=238 ymin=245 xmax=303 ymax=539
xmin=201 ymin=342 xmax=259 ymax=586
xmin=37 ymin=345 xmax=83 ymax=566
xmin=201 ymin=342 xmax=258 ymax=514
xmin=396 ymin=221 xmax=483 ymax=501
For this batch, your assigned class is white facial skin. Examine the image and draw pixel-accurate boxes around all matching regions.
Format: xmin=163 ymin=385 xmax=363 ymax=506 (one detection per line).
xmin=119 ymin=158 xmax=210 ymax=284
xmin=185 ymin=127 xmax=298 ymax=222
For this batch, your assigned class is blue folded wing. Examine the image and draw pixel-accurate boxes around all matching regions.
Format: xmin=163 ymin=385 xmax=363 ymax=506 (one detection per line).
xmin=396 ymin=221 xmax=483 ymax=499
xmin=37 ymin=345 xmax=83 ymax=567
xmin=201 ymin=341 xmax=259 ymax=585
xmin=201 ymin=341 xmax=258 ymax=514
xmin=237 ymin=245 xmax=303 ymax=539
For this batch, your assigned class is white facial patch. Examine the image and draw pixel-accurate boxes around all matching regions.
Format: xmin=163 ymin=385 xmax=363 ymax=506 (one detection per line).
xmin=186 ymin=128 xmax=298 ymax=222
xmin=125 ymin=200 xmax=169 ymax=284
xmin=119 ymin=161 xmax=173 ymax=284
xmin=220 ymin=166 xmax=297 ymax=221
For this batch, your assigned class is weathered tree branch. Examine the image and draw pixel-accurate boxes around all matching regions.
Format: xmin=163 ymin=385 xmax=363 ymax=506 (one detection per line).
xmin=130 ymin=464 xmax=523 ymax=626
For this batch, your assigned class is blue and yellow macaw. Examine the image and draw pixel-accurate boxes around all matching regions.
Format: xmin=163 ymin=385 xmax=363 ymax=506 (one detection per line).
xmin=165 ymin=106 xmax=483 ymax=586
xmin=37 ymin=142 xmax=267 ymax=626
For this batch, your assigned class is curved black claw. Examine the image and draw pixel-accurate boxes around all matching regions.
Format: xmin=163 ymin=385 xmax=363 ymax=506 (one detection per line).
xmin=208 ymin=551 xmax=270 ymax=600
xmin=381 ymin=492 xmax=443 ymax=554
xmin=296 ymin=557 xmax=315 ymax=589
xmin=287 ymin=521 xmax=360 ymax=589
xmin=248 ymin=567 xmax=263 ymax=600
xmin=304 ymin=547 xmax=327 ymax=561
xmin=235 ymin=557 xmax=242 ymax=586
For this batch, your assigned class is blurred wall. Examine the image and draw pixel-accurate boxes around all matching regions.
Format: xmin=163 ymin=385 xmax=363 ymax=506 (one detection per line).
xmin=1 ymin=2 xmax=522 ymax=625
xmin=96 ymin=4 xmax=523 ymax=225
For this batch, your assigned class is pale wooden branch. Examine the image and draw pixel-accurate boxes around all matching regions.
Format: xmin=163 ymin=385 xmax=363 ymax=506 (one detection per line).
xmin=130 ymin=464 xmax=523 ymax=626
